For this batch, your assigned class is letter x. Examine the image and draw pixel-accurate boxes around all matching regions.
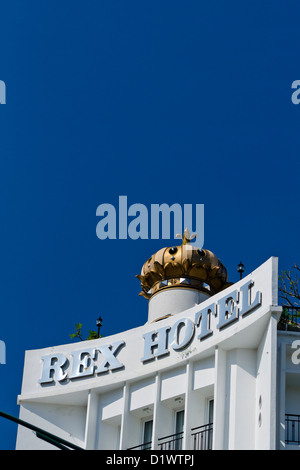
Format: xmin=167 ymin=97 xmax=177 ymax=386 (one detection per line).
xmin=95 ymin=341 xmax=125 ymax=373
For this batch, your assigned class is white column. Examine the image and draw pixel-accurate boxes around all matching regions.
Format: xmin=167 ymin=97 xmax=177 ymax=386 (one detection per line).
xmin=227 ymin=349 xmax=256 ymax=449
xmin=84 ymin=390 xmax=99 ymax=449
xmin=119 ymin=383 xmax=129 ymax=450
xmin=213 ymin=346 xmax=227 ymax=450
xmin=278 ymin=340 xmax=286 ymax=449
xmin=152 ymin=373 xmax=160 ymax=450
xmin=269 ymin=312 xmax=279 ymax=450
xmin=255 ymin=313 xmax=278 ymax=449
xmin=152 ymin=373 xmax=172 ymax=449
xmin=183 ymin=361 xmax=193 ymax=450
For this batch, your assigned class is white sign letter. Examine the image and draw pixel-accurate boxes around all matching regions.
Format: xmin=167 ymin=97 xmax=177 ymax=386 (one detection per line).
xmin=217 ymin=290 xmax=239 ymax=330
xmin=195 ymin=302 xmax=216 ymax=340
xmin=239 ymin=280 xmax=262 ymax=317
xmin=95 ymin=341 xmax=125 ymax=373
xmin=69 ymin=348 xmax=96 ymax=379
xmin=169 ymin=318 xmax=195 ymax=351
xmin=39 ymin=353 xmax=68 ymax=384
xmin=141 ymin=326 xmax=170 ymax=362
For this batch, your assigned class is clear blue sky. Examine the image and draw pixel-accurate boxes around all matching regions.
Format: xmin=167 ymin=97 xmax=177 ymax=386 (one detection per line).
xmin=0 ymin=1 xmax=299 ymax=449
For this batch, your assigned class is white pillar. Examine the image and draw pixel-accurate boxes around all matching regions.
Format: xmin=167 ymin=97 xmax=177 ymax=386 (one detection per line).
xmin=183 ymin=361 xmax=193 ymax=450
xmin=85 ymin=390 xmax=98 ymax=449
xmin=119 ymin=383 xmax=129 ymax=450
xmin=213 ymin=346 xmax=227 ymax=449
xmin=277 ymin=340 xmax=286 ymax=449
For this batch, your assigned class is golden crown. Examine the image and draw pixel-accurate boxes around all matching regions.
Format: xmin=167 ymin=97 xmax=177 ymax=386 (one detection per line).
xmin=136 ymin=229 xmax=231 ymax=299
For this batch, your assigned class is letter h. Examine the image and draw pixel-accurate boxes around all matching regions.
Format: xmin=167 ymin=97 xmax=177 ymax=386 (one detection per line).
xmin=141 ymin=326 xmax=170 ymax=362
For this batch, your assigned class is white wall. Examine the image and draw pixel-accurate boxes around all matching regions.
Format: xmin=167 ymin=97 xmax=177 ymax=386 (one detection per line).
xmin=225 ymin=349 xmax=256 ymax=449
xmin=16 ymin=401 xmax=86 ymax=450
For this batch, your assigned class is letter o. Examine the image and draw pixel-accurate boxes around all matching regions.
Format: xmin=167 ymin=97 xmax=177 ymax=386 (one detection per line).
xmin=169 ymin=318 xmax=195 ymax=351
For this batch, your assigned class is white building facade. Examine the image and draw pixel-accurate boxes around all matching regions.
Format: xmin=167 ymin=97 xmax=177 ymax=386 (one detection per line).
xmin=15 ymin=239 xmax=299 ymax=450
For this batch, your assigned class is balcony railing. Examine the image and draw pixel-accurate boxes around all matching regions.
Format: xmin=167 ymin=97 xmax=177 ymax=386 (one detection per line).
xmin=286 ymin=414 xmax=300 ymax=445
xmin=127 ymin=441 xmax=152 ymax=450
xmin=191 ymin=423 xmax=213 ymax=450
xmin=128 ymin=423 xmax=213 ymax=450
xmin=158 ymin=431 xmax=184 ymax=450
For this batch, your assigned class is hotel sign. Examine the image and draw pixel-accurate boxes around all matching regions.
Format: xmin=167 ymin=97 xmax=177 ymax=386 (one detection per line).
xmin=39 ymin=279 xmax=262 ymax=385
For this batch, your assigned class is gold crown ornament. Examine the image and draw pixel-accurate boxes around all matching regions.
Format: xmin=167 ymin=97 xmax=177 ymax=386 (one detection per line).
xmin=136 ymin=229 xmax=231 ymax=299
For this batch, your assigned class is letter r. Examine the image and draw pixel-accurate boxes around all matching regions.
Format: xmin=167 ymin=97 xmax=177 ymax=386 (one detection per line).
xmin=39 ymin=353 xmax=68 ymax=384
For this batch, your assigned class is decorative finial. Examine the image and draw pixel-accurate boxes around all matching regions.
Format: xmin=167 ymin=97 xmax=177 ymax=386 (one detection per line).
xmin=176 ymin=228 xmax=197 ymax=245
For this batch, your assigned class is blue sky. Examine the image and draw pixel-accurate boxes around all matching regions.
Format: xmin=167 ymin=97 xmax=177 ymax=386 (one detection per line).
xmin=0 ymin=1 xmax=299 ymax=449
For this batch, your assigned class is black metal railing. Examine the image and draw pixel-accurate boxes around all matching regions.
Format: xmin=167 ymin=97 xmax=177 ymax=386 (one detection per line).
xmin=191 ymin=423 xmax=213 ymax=450
xmin=158 ymin=431 xmax=184 ymax=450
xmin=127 ymin=441 xmax=152 ymax=450
xmin=128 ymin=424 xmax=214 ymax=451
xmin=279 ymin=307 xmax=300 ymax=330
xmin=286 ymin=414 xmax=300 ymax=445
